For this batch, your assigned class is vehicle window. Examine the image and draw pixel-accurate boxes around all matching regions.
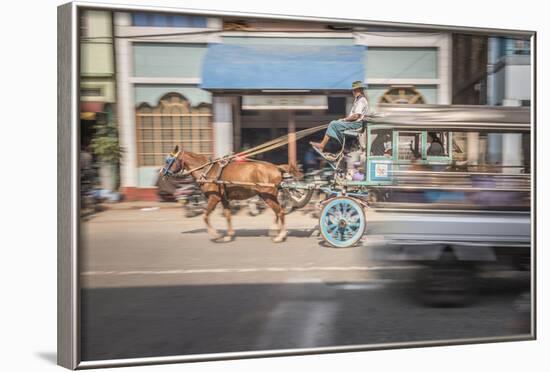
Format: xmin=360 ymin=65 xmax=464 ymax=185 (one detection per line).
xmin=369 ymin=129 xmax=393 ymax=157
xmin=398 ymin=132 xmax=421 ymax=160
xmin=427 ymin=131 xmax=448 ymax=157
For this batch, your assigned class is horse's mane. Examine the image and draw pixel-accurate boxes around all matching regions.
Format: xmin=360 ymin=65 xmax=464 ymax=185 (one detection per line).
xmin=182 ymin=150 xmax=210 ymax=169
xmin=185 ymin=150 xmax=209 ymax=161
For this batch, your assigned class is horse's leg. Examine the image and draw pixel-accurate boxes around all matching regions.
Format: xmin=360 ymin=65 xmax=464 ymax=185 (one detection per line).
xmin=269 ymin=214 xmax=279 ymax=237
xmin=204 ymin=194 xmax=222 ymax=240
xmin=263 ymin=194 xmax=287 ymax=243
xmin=221 ymin=199 xmax=235 ymax=242
xmin=266 ymin=191 xmax=279 ymax=236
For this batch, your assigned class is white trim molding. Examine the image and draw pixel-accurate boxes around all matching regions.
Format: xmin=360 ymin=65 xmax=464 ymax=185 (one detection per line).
xmin=129 ymin=77 xmax=202 ymax=84
xmin=367 ymin=78 xmax=440 ymax=86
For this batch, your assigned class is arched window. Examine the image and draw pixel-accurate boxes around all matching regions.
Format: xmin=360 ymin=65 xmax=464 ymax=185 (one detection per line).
xmin=135 ymin=93 xmax=213 ymax=166
xmin=378 ymin=85 xmax=426 ymax=104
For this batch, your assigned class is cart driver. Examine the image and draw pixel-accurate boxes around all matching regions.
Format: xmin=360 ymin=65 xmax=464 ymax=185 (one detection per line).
xmin=310 ymin=81 xmax=369 ymax=153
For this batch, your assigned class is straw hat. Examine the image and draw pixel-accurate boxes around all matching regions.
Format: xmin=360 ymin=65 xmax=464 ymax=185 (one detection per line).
xmin=351 ymin=81 xmax=366 ymax=90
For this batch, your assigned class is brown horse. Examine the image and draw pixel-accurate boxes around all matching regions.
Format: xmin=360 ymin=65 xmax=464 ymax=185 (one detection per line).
xmin=164 ymin=145 xmax=300 ymax=243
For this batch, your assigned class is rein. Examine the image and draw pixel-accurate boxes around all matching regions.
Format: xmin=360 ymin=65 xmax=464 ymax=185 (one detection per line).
xmin=161 ymin=123 xmax=330 ymax=179
xmin=161 ymin=151 xmax=219 ymax=178
xmin=169 ymin=154 xmax=278 ymax=188
xmin=179 ymin=156 xmax=226 ymax=177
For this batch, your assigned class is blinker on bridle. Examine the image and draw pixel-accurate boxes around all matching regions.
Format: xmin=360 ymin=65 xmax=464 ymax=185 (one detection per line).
xmin=161 ymin=151 xmax=181 ymax=177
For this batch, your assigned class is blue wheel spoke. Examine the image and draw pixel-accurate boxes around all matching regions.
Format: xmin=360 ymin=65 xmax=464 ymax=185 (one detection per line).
xmin=344 ymin=226 xmax=354 ymax=235
xmin=321 ymin=198 xmax=365 ymax=247
xmin=342 ymin=203 xmax=348 ymax=214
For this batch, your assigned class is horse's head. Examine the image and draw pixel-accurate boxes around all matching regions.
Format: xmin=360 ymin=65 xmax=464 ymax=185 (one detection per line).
xmin=160 ymin=145 xmax=184 ymax=177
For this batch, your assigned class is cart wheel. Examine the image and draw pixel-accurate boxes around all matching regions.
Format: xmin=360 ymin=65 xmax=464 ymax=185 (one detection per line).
xmin=288 ymin=187 xmax=315 ymax=209
xmin=319 ymin=197 xmax=366 ymax=248
xmin=278 ymin=189 xmax=294 ymax=214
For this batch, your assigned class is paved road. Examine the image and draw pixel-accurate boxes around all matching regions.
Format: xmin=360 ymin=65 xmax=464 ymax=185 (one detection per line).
xmin=80 ymin=206 xmax=531 ymax=361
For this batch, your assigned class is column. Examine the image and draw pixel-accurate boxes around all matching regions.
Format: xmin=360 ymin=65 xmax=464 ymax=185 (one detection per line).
xmin=486 ymin=38 xmax=503 ymax=169
xmin=213 ymin=96 xmax=234 ymax=157
xmin=487 ymin=133 xmax=502 ymax=165
xmin=114 ymin=12 xmax=138 ymax=190
xmin=232 ymin=97 xmax=241 ymax=151
xmin=487 ymin=37 xmax=500 ymax=106
xmin=288 ymin=111 xmax=297 ymax=167
xmin=501 ymin=100 xmax=523 ymax=174
xmin=438 ymin=33 xmax=452 ymax=104
xmin=466 ymin=132 xmax=479 ymax=166
xmin=502 ymin=133 xmax=522 ymax=174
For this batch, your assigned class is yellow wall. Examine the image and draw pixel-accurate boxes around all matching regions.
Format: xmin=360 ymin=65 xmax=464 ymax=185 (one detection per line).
xmin=80 ymin=10 xmax=114 ymax=75
xmin=81 ymin=43 xmax=114 ymax=76
xmin=80 ymin=10 xmax=115 ymax=102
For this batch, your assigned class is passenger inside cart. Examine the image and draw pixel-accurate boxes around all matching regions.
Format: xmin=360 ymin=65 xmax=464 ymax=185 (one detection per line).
xmin=427 ymin=132 xmax=445 ymax=156
xmin=370 ymin=129 xmax=392 ymax=157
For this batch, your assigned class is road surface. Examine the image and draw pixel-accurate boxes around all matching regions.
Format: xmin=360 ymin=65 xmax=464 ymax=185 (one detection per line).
xmin=80 ymin=204 xmax=531 ymax=361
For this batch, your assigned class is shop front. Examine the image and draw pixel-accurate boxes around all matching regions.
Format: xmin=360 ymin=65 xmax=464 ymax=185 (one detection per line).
xmin=200 ymin=42 xmax=366 ymax=166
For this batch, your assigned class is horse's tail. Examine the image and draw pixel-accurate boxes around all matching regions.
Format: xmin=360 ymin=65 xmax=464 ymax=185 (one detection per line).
xmin=277 ymin=163 xmax=303 ymax=179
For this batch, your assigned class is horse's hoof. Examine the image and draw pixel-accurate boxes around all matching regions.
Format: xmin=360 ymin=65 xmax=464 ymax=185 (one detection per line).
xmin=209 ymin=233 xmax=223 ymax=241
xmin=273 ymin=235 xmax=287 ymax=243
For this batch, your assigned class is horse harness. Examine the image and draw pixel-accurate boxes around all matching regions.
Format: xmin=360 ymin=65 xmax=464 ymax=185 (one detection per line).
xmin=198 ymin=156 xmax=232 ymax=200
xmin=162 ymin=151 xmax=277 ymax=189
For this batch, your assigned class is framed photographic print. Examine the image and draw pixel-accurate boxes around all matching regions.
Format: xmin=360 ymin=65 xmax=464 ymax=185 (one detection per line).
xmin=58 ymin=1 xmax=536 ymax=369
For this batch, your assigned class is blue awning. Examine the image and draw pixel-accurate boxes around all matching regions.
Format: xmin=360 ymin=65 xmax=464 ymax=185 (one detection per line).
xmin=201 ymin=44 xmax=365 ymax=90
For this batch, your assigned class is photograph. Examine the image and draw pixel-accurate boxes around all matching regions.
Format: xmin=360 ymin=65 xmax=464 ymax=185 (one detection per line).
xmin=57 ymin=1 xmax=535 ymax=368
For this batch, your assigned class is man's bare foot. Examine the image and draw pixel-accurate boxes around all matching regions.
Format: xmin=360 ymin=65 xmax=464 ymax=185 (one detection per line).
xmin=310 ymin=141 xmax=324 ymax=151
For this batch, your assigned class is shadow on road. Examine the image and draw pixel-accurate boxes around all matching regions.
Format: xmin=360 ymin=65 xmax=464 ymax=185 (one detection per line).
xmin=80 ymin=282 xmax=530 ymax=362
xmin=181 ymin=228 xmax=316 ymax=238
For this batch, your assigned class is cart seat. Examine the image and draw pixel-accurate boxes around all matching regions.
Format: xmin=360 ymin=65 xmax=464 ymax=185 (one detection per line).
xmin=342 ymin=119 xmax=369 ymax=152
xmin=343 ymin=113 xmax=384 ymax=148
xmin=343 ymin=114 xmax=382 ymax=137
xmin=343 ymin=126 xmax=365 ymax=137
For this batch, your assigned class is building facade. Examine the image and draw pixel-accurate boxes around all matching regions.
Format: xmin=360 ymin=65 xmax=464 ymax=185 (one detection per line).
xmin=114 ymin=12 xmax=220 ymax=200
xmin=488 ymin=37 xmax=531 ymax=107
xmin=449 ymin=35 xmax=531 ymax=172
xmin=113 ymin=12 xmax=452 ymax=200
xmin=452 ymin=34 xmax=488 ymax=105
xmin=79 ymin=10 xmax=118 ymax=192
xmin=80 ymin=9 xmax=116 ymax=145
xmin=487 ymin=37 xmax=532 ymax=172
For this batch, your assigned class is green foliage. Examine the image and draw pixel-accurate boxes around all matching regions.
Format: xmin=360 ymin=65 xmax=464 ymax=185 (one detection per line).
xmin=90 ymin=121 xmax=124 ymax=165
